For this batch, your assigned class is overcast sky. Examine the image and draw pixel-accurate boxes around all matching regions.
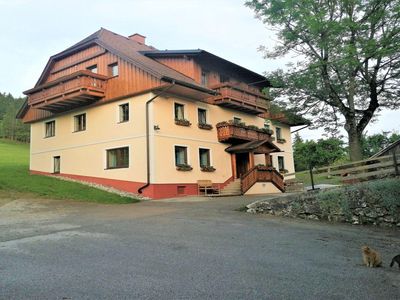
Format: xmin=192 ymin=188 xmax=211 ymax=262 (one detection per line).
xmin=0 ymin=0 xmax=398 ymax=140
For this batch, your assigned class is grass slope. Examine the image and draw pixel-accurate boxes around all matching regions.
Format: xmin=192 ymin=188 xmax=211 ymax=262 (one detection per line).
xmin=295 ymin=170 xmax=342 ymax=187
xmin=0 ymin=139 xmax=139 ymax=204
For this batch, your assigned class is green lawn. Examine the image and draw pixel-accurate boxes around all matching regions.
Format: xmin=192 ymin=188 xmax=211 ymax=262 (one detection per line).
xmin=0 ymin=139 xmax=139 ymax=204
xmin=294 ymin=170 xmax=343 ymax=187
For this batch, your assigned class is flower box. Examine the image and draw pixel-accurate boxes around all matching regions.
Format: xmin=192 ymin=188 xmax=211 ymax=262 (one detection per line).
xmin=176 ymin=164 xmax=193 ymax=171
xmin=277 ymin=138 xmax=286 ymax=144
xmin=201 ymin=166 xmax=216 ymax=172
xmin=175 ymin=119 xmax=191 ymax=127
xmin=198 ymin=123 xmax=213 ymax=130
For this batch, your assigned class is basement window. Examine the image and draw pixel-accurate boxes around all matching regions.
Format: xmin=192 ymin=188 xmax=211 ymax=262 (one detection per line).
xmin=106 ymin=147 xmax=129 ymax=169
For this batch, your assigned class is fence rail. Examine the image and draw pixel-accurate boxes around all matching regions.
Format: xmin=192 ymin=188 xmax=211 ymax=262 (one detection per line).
xmin=292 ymin=151 xmax=399 ymax=185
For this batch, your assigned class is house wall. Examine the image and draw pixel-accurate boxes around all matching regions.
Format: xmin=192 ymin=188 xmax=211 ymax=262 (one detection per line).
xmin=150 ymin=95 xmax=266 ymax=184
xmin=29 ymin=91 xmax=295 ymax=198
xmin=23 ymin=45 xmax=163 ymax=123
xmin=30 ymin=94 xmax=150 ymax=184
xmin=270 ymin=122 xmax=295 ymax=180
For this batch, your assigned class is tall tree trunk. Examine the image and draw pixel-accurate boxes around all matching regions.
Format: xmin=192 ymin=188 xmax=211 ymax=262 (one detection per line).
xmin=346 ymin=124 xmax=363 ymax=161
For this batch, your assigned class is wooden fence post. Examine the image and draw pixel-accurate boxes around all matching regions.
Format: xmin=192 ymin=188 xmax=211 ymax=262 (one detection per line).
xmin=393 ymin=150 xmax=399 ymax=176
xmin=309 ymin=165 xmax=315 ymax=190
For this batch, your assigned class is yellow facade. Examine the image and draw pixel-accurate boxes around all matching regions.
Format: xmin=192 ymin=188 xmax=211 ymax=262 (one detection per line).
xmin=30 ymin=92 xmax=295 ymax=191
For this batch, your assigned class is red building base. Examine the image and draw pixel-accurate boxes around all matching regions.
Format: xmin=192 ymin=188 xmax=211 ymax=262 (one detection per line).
xmin=30 ymin=170 xmax=234 ymax=199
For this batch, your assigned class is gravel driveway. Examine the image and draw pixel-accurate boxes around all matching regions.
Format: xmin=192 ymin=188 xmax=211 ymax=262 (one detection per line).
xmin=0 ymin=195 xmax=399 ymax=299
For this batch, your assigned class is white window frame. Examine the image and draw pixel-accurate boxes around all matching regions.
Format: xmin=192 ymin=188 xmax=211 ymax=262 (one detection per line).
xmin=117 ymin=102 xmax=130 ymax=123
xmin=173 ymin=144 xmax=190 ymax=167
xmin=73 ymin=113 xmax=86 ymax=132
xmin=198 ymin=147 xmax=212 ymax=168
xmin=104 ymin=145 xmax=131 ymax=170
xmin=197 ymin=106 xmax=210 ymax=125
xmin=44 ymin=119 xmax=56 ymax=138
xmin=173 ymin=101 xmax=186 ymax=121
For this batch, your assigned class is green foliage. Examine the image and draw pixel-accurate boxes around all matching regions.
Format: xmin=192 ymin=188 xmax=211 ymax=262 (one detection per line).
xmin=0 ymin=139 xmax=139 ymax=204
xmin=316 ymin=178 xmax=400 ymax=219
xmin=246 ymin=0 xmax=400 ymax=161
xmin=0 ymin=93 xmax=29 ymax=142
xmin=293 ymin=133 xmax=347 ymax=170
xmin=361 ymin=131 xmax=400 ymax=158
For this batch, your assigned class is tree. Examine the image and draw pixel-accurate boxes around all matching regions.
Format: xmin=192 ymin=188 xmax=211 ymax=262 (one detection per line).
xmin=0 ymin=92 xmax=29 ymax=142
xmin=361 ymin=131 xmax=400 ymax=157
xmin=246 ymin=0 xmax=400 ymax=161
xmin=294 ymin=136 xmax=347 ymax=170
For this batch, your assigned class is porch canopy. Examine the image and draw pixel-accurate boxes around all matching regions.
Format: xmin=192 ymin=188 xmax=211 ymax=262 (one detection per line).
xmin=225 ymin=139 xmax=281 ymax=154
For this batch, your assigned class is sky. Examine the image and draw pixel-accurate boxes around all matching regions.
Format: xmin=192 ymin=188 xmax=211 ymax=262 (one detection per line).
xmin=0 ymin=0 xmax=398 ymax=141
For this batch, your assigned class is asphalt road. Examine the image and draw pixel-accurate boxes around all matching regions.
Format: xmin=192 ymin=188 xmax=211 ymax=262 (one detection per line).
xmin=0 ymin=195 xmax=399 ymax=300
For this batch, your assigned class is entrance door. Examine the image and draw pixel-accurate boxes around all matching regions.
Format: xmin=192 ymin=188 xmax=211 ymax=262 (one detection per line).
xmin=235 ymin=153 xmax=249 ymax=178
xmin=53 ymin=156 xmax=60 ymax=174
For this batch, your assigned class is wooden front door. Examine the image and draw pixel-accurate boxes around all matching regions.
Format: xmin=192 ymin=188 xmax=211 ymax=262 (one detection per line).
xmin=235 ymin=153 xmax=249 ymax=178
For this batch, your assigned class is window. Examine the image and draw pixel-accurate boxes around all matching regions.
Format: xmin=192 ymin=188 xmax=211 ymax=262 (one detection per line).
xmin=45 ymin=121 xmax=55 ymax=137
xmin=174 ymin=103 xmax=185 ymax=120
xmin=199 ymin=148 xmax=210 ymax=168
xmin=278 ymin=156 xmax=285 ymax=170
xmin=233 ymin=117 xmax=242 ymax=124
xmin=106 ymin=147 xmax=129 ymax=169
xmin=74 ymin=113 xmax=86 ymax=132
xmin=201 ymin=70 xmax=208 ymax=86
xmin=53 ymin=156 xmax=60 ymax=174
xmin=220 ymin=74 xmax=229 ymax=83
xmin=108 ymin=63 xmax=119 ymax=76
xmin=87 ymin=65 xmax=98 ymax=73
xmin=175 ymin=146 xmax=188 ymax=166
xmin=276 ymin=127 xmax=282 ymax=139
xmin=264 ymin=121 xmax=270 ymax=129
xmin=119 ymin=103 xmax=129 ymax=122
xmin=198 ymin=108 xmax=207 ymax=124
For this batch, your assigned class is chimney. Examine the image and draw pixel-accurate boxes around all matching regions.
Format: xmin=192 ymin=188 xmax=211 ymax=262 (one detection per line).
xmin=128 ymin=33 xmax=146 ymax=44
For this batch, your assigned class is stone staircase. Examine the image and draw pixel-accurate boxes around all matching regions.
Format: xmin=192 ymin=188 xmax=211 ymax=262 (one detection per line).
xmin=218 ymin=179 xmax=242 ymax=196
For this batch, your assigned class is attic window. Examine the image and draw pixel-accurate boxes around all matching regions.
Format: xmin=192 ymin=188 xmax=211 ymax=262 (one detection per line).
xmin=87 ymin=65 xmax=98 ymax=73
xmin=108 ymin=63 xmax=119 ymax=77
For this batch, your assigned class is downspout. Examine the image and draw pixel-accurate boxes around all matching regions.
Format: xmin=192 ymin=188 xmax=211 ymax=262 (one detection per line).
xmin=138 ymin=83 xmax=175 ymax=194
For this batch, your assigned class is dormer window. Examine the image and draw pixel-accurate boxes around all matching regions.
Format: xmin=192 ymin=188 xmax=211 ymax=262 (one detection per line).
xmin=87 ymin=65 xmax=98 ymax=73
xmin=108 ymin=63 xmax=119 ymax=77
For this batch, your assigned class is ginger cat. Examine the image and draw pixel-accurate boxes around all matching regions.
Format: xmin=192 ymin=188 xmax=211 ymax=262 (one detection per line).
xmin=362 ymin=246 xmax=382 ymax=267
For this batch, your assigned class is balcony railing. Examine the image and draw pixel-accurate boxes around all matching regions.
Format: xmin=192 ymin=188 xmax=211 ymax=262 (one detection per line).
xmin=25 ymin=70 xmax=108 ymax=112
xmin=208 ymin=83 xmax=270 ymax=115
xmin=216 ymin=121 xmax=273 ymax=143
xmin=241 ymin=165 xmax=285 ymax=194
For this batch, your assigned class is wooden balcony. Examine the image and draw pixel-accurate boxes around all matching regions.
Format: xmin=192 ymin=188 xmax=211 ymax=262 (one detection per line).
xmin=208 ymin=83 xmax=269 ymax=115
xmin=25 ymin=70 xmax=108 ymax=112
xmin=216 ymin=121 xmax=273 ymax=143
xmin=241 ymin=165 xmax=285 ymax=194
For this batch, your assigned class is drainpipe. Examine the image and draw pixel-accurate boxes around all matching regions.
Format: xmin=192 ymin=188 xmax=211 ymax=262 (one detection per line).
xmin=138 ymin=83 xmax=175 ymax=194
